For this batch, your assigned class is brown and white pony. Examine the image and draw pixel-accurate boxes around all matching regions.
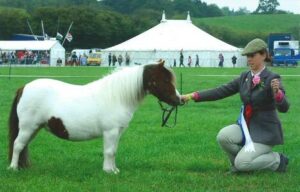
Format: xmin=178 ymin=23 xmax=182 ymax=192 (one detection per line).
xmin=8 ymin=60 xmax=181 ymax=174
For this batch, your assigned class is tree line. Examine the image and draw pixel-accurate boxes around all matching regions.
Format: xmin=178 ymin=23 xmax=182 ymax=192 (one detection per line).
xmin=0 ymin=0 xmax=290 ymax=50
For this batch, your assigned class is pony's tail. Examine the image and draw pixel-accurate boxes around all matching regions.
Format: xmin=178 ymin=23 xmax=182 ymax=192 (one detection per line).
xmin=8 ymin=87 xmax=30 ymax=168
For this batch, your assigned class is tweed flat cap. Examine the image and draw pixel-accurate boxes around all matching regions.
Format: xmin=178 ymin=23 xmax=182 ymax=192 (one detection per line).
xmin=242 ymin=38 xmax=267 ymax=56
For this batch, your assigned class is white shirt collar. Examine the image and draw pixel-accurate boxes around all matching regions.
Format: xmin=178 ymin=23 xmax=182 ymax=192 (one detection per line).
xmin=251 ymin=66 xmax=265 ymax=76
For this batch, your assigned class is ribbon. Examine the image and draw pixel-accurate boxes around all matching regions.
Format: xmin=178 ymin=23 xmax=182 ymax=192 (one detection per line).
xmin=237 ymin=105 xmax=256 ymax=152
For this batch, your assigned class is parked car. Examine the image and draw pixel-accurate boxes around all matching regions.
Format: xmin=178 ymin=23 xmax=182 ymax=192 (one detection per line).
xmin=87 ymin=52 xmax=101 ymax=65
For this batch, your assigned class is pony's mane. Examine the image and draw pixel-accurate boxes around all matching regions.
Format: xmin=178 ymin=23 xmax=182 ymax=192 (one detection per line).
xmin=166 ymin=66 xmax=176 ymax=86
xmin=89 ymin=65 xmax=146 ymax=107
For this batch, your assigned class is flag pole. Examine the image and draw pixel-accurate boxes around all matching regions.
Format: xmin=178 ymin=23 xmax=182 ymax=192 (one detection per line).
xmin=56 ymin=18 xmax=60 ymax=34
xmin=62 ymin=21 xmax=74 ymax=46
xmin=41 ymin=20 xmax=45 ymax=38
xmin=27 ymin=20 xmax=37 ymax=40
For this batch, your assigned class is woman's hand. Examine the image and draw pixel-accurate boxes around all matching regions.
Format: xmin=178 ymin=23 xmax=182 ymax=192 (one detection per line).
xmin=271 ymin=79 xmax=280 ymax=94
xmin=181 ymin=93 xmax=193 ymax=103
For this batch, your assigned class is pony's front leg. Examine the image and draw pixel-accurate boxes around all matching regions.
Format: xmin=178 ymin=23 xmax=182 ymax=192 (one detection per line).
xmin=103 ymin=128 xmax=121 ymax=174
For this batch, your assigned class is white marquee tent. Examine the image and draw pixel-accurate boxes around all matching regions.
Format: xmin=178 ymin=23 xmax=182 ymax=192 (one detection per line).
xmin=103 ymin=12 xmax=246 ymax=67
xmin=0 ymin=40 xmax=65 ymax=66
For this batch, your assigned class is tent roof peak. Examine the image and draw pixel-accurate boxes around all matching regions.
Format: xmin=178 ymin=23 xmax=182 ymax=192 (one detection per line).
xmin=161 ymin=10 xmax=192 ymax=23
xmin=161 ymin=10 xmax=167 ymax=23
xmin=187 ymin=11 xmax=192 ymax=23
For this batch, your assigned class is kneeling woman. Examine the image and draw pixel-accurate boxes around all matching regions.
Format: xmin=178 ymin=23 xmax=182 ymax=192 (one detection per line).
xmin=181 ymin=38 xmax=290 ymax=173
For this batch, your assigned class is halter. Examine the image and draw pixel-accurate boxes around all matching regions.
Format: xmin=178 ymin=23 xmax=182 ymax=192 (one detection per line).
xmin=158 ymin=100 xmax=178 ymax=128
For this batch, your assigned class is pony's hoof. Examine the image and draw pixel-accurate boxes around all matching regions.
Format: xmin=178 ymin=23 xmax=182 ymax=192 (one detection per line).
xmin=113 ymin=168 xmax=120 ymax=174
xmin=7 ymin=166 xmax=19 ymax=171
xmin=104 ymin=167 xmax=120 ymax=174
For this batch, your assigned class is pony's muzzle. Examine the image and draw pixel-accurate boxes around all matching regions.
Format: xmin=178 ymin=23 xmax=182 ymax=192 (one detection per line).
xmin=170 ymin=90 xmax=182 ymax=106
xmin=169 ymin=96 xmax=181 ymax=106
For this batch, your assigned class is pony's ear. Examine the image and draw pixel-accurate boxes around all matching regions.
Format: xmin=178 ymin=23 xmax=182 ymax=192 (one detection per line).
xmin=158 ymin=59 xmax=165 ymax=67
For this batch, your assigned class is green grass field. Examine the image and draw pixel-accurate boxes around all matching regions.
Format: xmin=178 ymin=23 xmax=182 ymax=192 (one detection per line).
xmin=0 ymin=66 xmax=299 ymax=192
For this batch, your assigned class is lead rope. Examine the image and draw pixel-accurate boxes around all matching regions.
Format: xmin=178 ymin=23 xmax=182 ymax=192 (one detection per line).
xmin=158 ymin=101 xmax=178 ymax=128
xmin=159 ymin=72 xmax=183 ymax=128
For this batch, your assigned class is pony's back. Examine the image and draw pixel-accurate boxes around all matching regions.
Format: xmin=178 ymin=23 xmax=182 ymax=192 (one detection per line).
xmin=86 ymin=65 xmax=145 ymax=106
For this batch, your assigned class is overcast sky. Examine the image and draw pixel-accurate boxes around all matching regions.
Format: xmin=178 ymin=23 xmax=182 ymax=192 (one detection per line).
xmin=202 ymin=0 xmax=300 ymax=14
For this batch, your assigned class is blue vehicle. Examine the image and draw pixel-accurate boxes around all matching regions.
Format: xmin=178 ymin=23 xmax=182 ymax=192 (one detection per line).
xmin=268 ymin=34 xmax=300 ymax=66
xmin=268 ymin=33 xmax=292 ymax=53
xmin=273 ymin=47 xmax=300 ymax=66
xmin=272 ymin=41 xmax=300 ymax=66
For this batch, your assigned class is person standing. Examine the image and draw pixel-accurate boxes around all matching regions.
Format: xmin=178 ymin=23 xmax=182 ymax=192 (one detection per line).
xmin=10 ymin=52 xmax=16 ymax=64
xmin=232 ymin=55 xmax=237 ymax=68
xmin=80 ymin=54 xmax=87 ymax=66
xmin=125 ymin=52 xmax=130 ymax=66
xmin=71 ymin=52 xmax=78 ymax=66
xmin=179 ymin=51 xmax=185 ymax=67
xmin=188 ymin=56 xmax=192 ymax=67
xmin=112 ymin=54 xmax=117 ymax=66
xmin=181 ymin=38 xmax=290 ymax=173
xmin=108 ymin=53 xmax=112 ymax=67
xmin=218 ymin=53 xmax=224 ymax=67
xmin=195 ymin=54 xmax=200 ymax=67
xmin=118 ymin=54 xmax=123 ymax=66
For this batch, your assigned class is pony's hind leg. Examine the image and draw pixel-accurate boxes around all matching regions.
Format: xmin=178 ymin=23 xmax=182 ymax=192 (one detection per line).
xmin=9 ymin=124 xmax=39 ymax=170
xmin=103 ymin=128 xmax=121 ymax=174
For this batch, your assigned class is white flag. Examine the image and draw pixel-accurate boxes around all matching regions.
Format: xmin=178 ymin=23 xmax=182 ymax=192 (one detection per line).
xmin=66 ymin=32 xmax=73 ymax=42
xmin=56 ymin=32 xmax=63 ymax=41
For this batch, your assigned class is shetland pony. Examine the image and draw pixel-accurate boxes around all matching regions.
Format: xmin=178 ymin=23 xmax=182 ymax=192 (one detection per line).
xmin=8 ymin=60 xmax=181 ymax=174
